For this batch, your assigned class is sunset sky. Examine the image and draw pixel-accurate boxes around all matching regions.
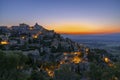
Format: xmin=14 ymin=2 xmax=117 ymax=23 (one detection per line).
xmin=0 ymin=0 xmax=120 ymax=34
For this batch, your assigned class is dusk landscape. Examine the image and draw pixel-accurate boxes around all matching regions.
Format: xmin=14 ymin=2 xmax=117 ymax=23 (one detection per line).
xmin=0 ymin=0 xmax=120 ymax=80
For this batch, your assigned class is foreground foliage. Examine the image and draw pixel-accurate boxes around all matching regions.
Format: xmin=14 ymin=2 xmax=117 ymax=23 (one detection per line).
xmin=0 ymin=49 xmax=120 ymax=80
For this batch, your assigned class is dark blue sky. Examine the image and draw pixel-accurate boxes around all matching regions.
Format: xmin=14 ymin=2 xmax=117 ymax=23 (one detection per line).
xmin=0 ymin=0 xmax=120 ymax=34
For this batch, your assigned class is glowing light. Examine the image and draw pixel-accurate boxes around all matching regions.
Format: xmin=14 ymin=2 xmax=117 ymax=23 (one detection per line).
xmin=85 ymin=48 xmax=89 ymax=54
xmin=72 ymin=56 xmax=81 ymax=64
xmin=85 ymin=48 xmax=89 ymax=52
xmin=45 ymin=68 xmax=54 ymax=77
xmin=60 ymin=61 xmax=65 ymax=64
xmin=32 ymin=32 xmax=42 ymax=39
xmin=21 ymin=36 xmax=25 ymax=39
xmin=104 ymin=57 xmax=110 ymax=63
xmin=73 ymin=52 xmax=81 ymax=55
xmin=48 ymin=70 xmax=54 ymax=77
xmin=0 ymin=41 xmax=9 ymax=45
xmin=32 ymin=35 xmax=38 ymax=38
xmin=29 ymin=27 xmax=33 ymax=30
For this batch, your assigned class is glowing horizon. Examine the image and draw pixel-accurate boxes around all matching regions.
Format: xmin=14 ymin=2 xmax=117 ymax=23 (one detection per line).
xmin=45 ymin=23 xmax=120 ymax=34
xmin=2 ymin=22 xmax=120 ymax=35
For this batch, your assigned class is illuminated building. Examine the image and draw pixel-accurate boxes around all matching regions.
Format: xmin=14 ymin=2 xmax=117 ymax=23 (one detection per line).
xmin=0 ymin=40 xmax=9 ymax=45
xmin=72 ymin=56 xmax=81 ymax=64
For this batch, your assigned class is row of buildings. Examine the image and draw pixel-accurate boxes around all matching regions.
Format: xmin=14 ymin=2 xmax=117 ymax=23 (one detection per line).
xmin=0 ymin=23 xmax=54 ymax=43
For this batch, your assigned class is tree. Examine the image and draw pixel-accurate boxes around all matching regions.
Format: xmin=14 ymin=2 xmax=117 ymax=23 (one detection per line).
xmin=51 ymin=46 xmax=57 ymax=53
xmin=30 ymin=70 xmax=49 ymax=80
xmin=0 ymin=51 xmax=29 ymax=80
xmin=54 ymin=64 xmax=81 ymax=80
xmin=88 ymin=63 xmax=103 ymax=80
xmin=88 ymin=62 xmax=120 ymax=80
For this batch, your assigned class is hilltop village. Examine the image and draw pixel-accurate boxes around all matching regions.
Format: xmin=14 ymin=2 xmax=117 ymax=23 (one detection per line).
xmin=0 ymin=23 xmax=80 ymax=52
xmin=0 ymin=23 xmax=120 ymax=80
